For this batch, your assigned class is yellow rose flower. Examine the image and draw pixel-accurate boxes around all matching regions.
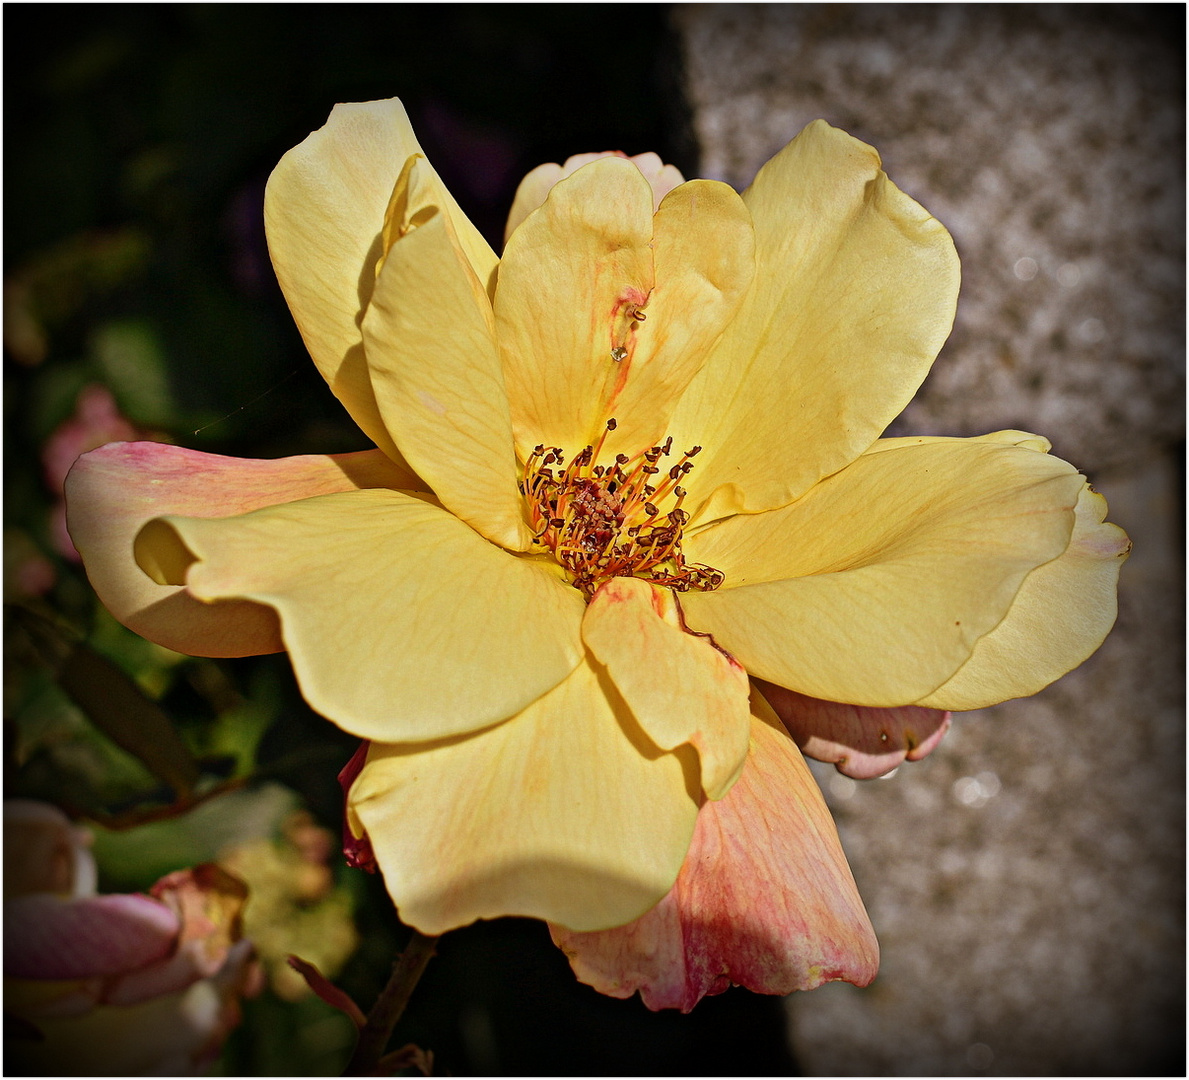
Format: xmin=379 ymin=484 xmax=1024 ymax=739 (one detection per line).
xmin=65 ymin=98 xmax=1128 ymax=1008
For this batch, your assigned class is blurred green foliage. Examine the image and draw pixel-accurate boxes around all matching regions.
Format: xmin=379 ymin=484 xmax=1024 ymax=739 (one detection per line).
xmin=4 ymin=6 xmax=798 ymax=1074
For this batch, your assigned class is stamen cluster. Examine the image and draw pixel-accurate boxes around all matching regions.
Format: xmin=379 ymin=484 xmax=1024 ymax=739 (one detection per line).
xmin=520 ymin=419 xmax=725 ymax=598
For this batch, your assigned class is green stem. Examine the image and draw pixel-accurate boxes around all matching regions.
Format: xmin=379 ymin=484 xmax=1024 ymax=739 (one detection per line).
xmin=343 ymin=931 xmax=439 ymax=1076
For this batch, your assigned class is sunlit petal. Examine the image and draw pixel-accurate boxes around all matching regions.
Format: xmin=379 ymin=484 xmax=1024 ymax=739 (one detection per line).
xmin=918 ymin=482 xmax=1130 ymax=709
xmin=505 ymin=152 xmax=684 ymax=243
xmin=497 ymin=156 xmax=655 ymax=457
xmin=265 ymin=98 xmax=497 ymax=460
xmin=600 ymin=179 xmax=755 ymax=460
xmin=347 ymin=657 xmax=700 ymax=933
xmin=363 ymin=158 xmax=531 ymax=551
xmin=134 ymin=488 xmax=585 ymax=741
xmin=682 ymin=438 xmax=1083 ymax=704
xmin=670 ymin=120 xmax=960 ymax=522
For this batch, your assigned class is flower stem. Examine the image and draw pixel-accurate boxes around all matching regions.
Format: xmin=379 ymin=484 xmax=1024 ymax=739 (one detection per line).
xmin=343 ymin=930 xmax=439 ymax=1076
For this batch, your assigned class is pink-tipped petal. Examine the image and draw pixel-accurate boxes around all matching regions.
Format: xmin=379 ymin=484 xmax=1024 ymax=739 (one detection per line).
xmin=756 ymin=680 xmax=951 ymax=779
xmin=65 ymin=442 xmax=420 ymax=658
xmin=4 ymin=894 xmax=180 ymax=979
xmin=551 ymin=692 xmax=877 ymax=1011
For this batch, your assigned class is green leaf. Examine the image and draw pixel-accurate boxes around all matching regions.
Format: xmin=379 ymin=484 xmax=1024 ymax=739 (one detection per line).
xmin=55 ymin=642 xmax=201 ymax=799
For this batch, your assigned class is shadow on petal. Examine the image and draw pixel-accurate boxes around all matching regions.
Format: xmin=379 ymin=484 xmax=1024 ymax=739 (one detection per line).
xmin=551 ymin=702 xmax=878 ymax=1012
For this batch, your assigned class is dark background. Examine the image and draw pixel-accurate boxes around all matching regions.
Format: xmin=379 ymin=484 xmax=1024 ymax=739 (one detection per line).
xmin=4 ymin=5 xmax=799 ymax=1075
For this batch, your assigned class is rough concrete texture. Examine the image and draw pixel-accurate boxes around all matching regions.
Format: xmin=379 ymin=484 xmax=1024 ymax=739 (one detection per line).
xmin=677 ymin=5 xmax=1184 ymax=1075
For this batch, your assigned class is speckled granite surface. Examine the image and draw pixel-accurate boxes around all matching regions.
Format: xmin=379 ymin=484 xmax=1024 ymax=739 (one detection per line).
xmin=677 ymin=5 xmax=1184 ymax=1074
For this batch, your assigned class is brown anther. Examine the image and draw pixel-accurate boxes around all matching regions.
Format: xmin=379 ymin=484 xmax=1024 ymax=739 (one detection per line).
xmin=520 ymin=432 xmax=723 ymax=599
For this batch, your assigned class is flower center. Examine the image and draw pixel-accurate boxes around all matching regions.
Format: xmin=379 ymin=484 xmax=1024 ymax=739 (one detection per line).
xmin=520 ymin=419 xmax=725 ymax=598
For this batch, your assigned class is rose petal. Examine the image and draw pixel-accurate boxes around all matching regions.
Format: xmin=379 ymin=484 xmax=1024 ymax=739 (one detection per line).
xmin=104 ymin=863 xmax=248 ymax=1005
xmin=362 ymin=159 xmax=531 ymax=551
xmin=135 ymin=488 xmax=586 ymax=742
xmin=583 ymin=577 xmax=751 ymax=800
xmin=550 ymin=690 xmax=877 ymax=1011
xmin=918 ymin=480 xmax=1130 ymax=708
xmin=65 ymin=442 xmax=420 ymax=658
xmin=347 ymin=656 xmax=700 ymax=934
xmin=682 ymin=436 xmax=1084 ymax=705
xmin=8 ymin=940 xmax=258 ymax=1076
xmin=498 ymin=160 xmax=754 ymax=465
xmin=264 ymin=98 xmax=497 ymax=462
xmin=669 ymin=119 xmax=960 ymax=523
xmin=4 ymin=800 xmax=96 ymax=899
xmin=599 ymin=179 xmax=755 ymax=461
xmin=755 ymin=681 xmax=951 ymax=779
xmin=497 ymin=156 xmax=656 ymax=458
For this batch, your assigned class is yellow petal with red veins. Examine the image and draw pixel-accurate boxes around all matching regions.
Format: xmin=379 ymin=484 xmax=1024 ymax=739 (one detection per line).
xmin=65 ymin=443 xmax=420 ymax=658
xmin=917 ymin=481 xmax=1129 ymax=709
xmin=582 ymin=577 xmax=751 ymax=800
xmin=347 ymin=657 xmax=700 ymax=934
xmin=550 ymin=690 xmax=877 ymax=1011
xmin=669 ymin=119 xmax=961 ymax=523
xmin=681 ymin=438 xmax=1084 ymax=705
xmin=497 ymin=156 xmax=656 ymax=458
xmin=133 ymin=489 xmax=585 ymax=742
xmin=363 ymin=159 xmax=530 ymax=552
xmin=600 ymin=180 xmax=755 ymax=461
xmin=264 ymin=98 xmax=496 ymax=462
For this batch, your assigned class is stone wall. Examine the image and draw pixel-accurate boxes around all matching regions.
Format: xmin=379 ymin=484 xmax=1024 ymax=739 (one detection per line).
xmin=676 ymin=6 xmax=1184 ymax=1074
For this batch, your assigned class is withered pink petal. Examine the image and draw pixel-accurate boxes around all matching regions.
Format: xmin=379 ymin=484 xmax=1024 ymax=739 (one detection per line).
xmin=150 ymin=864 xmax=248 ymax=978
xmin=757 ymin=679 xmax=951 ymax=779
xmin=550 ymin=697 xmax=878 ymax=1011
xmin=4 ymin=894 xmax=179 ymax=979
